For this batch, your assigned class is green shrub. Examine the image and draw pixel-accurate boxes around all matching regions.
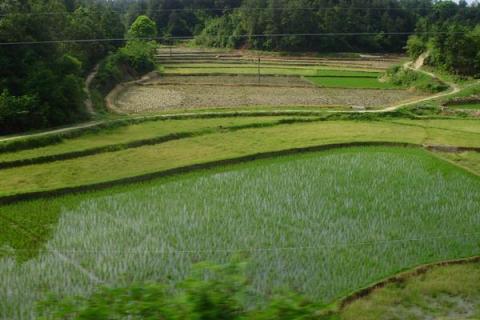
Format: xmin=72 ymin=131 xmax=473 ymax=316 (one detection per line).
xmin=94 ymin=41 xmax=156 ymax=96
xmin=195 ymin=13 xmax=244 ymax=48
xmin=0 ymin=90 xmax=46 ymax=134
xmin=93 ymin=16 xmax=158 ymax=98
xmin=406 ymin=35 xmax=427 ymax=60
xmin=385 ymin=66 xmax=448 ymax=93
xmin=120 ymin=40 xmax=157 ymax=73
xmin=127 ymin=15 xmax=157 ymax=40
xmin=37 ymin=261 xmax=328 ymax=320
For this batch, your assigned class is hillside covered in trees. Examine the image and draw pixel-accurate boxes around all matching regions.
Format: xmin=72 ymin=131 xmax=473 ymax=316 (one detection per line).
xmin=0 ymin=0 xmax=479 ymax=134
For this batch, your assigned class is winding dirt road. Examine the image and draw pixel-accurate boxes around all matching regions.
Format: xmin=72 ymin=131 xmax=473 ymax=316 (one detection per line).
xmin=83 ymin=65 xmax=99 ymax=115
xmin=380 ymin=57 xmax=460 ymax=112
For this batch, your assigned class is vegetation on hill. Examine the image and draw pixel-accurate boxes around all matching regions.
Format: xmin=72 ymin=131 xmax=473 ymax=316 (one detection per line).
xmin=406 ymin=2 xmax=480 ymax=77
xmin=0 ymin=0 xmax=125 ymax=134
xmin=93 ymin=15 xmax=158 ymax=97
xmin=385 ymin=66 xmax=449 ymax=93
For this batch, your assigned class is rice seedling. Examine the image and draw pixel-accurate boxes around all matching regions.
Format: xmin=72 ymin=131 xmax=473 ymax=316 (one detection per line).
xmin=162 ymin=66 xmax=380 ymax=77
xmin=304 ymin=76 xmax=400 ymax=89
xmin=1 ymin=119 xmax=480 ymax=197
xmin=1 ymin=147 xmax=480 ymax=319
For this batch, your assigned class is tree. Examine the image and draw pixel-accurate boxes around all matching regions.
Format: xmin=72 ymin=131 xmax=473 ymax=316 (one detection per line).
xmin=406 ymin=35 xmax=427 ymax=59
xmin=127 ymin=15 xmax=157 ymax=40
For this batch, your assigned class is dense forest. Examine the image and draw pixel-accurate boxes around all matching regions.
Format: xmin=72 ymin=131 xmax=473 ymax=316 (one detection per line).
xmin=0 ymin=0 xmax=479 ymax=134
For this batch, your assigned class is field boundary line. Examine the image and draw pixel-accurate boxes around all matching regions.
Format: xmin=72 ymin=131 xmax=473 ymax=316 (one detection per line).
xmin=0 ymin=142 xmax=437 ymax=204
xmin=7 ymin=231 xmax=480 ymax=254
xmin=0 ymin=118 xmax=330 ymax=169
xmin=0 ymin=112 xmax=333 ymax=151
xmin=0 ymin=142 xmax=478 ymax=204
xmin=335 ymin=255 xmax=480 ymax=311
xmin=140 ymin=82 xmax=315 ymax=88
xmin=427 ymin=151 xmax=480 ymax=178
xmin=384 ymin=119 xmax=480 ymax=136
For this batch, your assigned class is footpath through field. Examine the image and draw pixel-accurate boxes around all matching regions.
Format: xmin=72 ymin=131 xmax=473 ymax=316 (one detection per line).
xmin=380 ymin=57 xmax=461 ymax=112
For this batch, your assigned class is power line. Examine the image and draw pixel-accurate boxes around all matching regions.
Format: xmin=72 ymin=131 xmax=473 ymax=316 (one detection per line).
xmin=0 ymin=6 xmax=438 ymax=17
xmin=0 ymin=32 xmax=475 ymax=46
xmin=4 ymin=231 xmax=480 ymax=254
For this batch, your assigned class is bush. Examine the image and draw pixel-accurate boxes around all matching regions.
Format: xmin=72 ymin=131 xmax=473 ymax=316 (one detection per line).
xmin=127 ymin=15 xmax=157 ymax=40
xmin=94 ymin=40 xmax=157 ymax=96
xmin=93 ymin=16 xmax=158 ymax=98
xmin=0 ymin=90 xmax=46 ymax=134
xmin=37 ymin=261 xmax=330 ymax=320
xmin=386 ymin=66 xmax=448 ymax=93
xmin=120 ymin=40 xmax=157 ymax=73
xmin=406 ymin=35 xmax=427 ymax=59
xmin=195 ymin=13 xmax=244 ymax=48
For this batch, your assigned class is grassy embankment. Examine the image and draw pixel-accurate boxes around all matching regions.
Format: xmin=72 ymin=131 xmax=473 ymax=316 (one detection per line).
xmin=161 ymin=64 xmax=398 ymax=89
xmin=339 ymin=261 xmax=480 ymax=320
xmin=448 ymin=103 xmax=480 ymax=109
xmin=0 ymin=118 xmax=480 ymax=196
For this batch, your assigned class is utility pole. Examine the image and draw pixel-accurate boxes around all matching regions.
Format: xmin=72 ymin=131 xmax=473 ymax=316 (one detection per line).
xmin=257 ymin=57 xmax=261 ymax=84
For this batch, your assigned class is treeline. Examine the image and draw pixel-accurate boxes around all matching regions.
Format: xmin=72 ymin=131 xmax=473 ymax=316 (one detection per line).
xmin=120 ymin=0 xmax=480 ymax=69
xmin=407 ymin=1 xmax=480 ymax=76
xmin=196 ymin=0 xmax=431 ymax=52
xmin=0 ymin=0 xmax=125 ymax=134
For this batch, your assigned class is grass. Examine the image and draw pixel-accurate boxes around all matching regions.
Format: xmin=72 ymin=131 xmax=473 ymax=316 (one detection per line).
xmin=1 ymin=147 xmax=480 ymax=319
xmin=0 ymin=119 xmax=480 ymax=196
xmin=3 ymin=117 xmax=479 ymax=166
xmin=447 ymin=103 xmax=480 ymax=110
xmin=164 ymin=64 xmax=381 ymax=77
xmin=0 ymin=116 xmax=291 ymax=163
xmin=436 ymin=151 xmax=480 ymax=176
xmin=339 ymin=262 xmax=480 ymax=320
xmin=163 ymin=66 xmax=381 ymax=77
xmin=304 ymin=76 xmax=399 ymax=89
xmin=388 ymin=119 xmax=480 ymax=135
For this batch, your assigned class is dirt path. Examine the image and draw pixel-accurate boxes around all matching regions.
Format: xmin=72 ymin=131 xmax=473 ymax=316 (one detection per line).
xmin=1 ymin=57 xmax=477 ymax=143
xmin=0 ymin=121 xmax=104 ymax=143
xmin=84 ymin=65 xmax=99 ymax=115
xmin=379 ymin=55 xmax=460 ymax=112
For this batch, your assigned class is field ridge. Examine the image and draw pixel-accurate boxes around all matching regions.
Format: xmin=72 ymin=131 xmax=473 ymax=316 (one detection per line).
xmin=0 ymin=142 xmax=443 ymax=204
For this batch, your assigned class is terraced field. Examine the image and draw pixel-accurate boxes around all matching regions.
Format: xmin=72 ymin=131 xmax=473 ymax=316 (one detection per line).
xmin=1 ymin=117 xmax=480 ymax=197
xmin=116 ymin=80 xmax=418 ymax=113
xmin=110 ymin=47 xmax=422 ymax=113
xmin=2 ymin=146 xmax=480 ymax=319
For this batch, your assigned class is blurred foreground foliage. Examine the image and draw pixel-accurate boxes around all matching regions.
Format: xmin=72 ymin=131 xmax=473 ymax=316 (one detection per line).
xmin=38 ymin=261 xmax=334 ymax=320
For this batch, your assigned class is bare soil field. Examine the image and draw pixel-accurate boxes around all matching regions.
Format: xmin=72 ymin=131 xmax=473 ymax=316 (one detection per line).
xmin=144 ymin=74 xmax=314 ymax=87
xmin=114 ymin=75 xmax=423 ymax=113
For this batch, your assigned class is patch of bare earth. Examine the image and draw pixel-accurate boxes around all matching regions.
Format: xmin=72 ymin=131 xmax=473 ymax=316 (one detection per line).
xmin=114 ymin=75 xmax=423 ymax=113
